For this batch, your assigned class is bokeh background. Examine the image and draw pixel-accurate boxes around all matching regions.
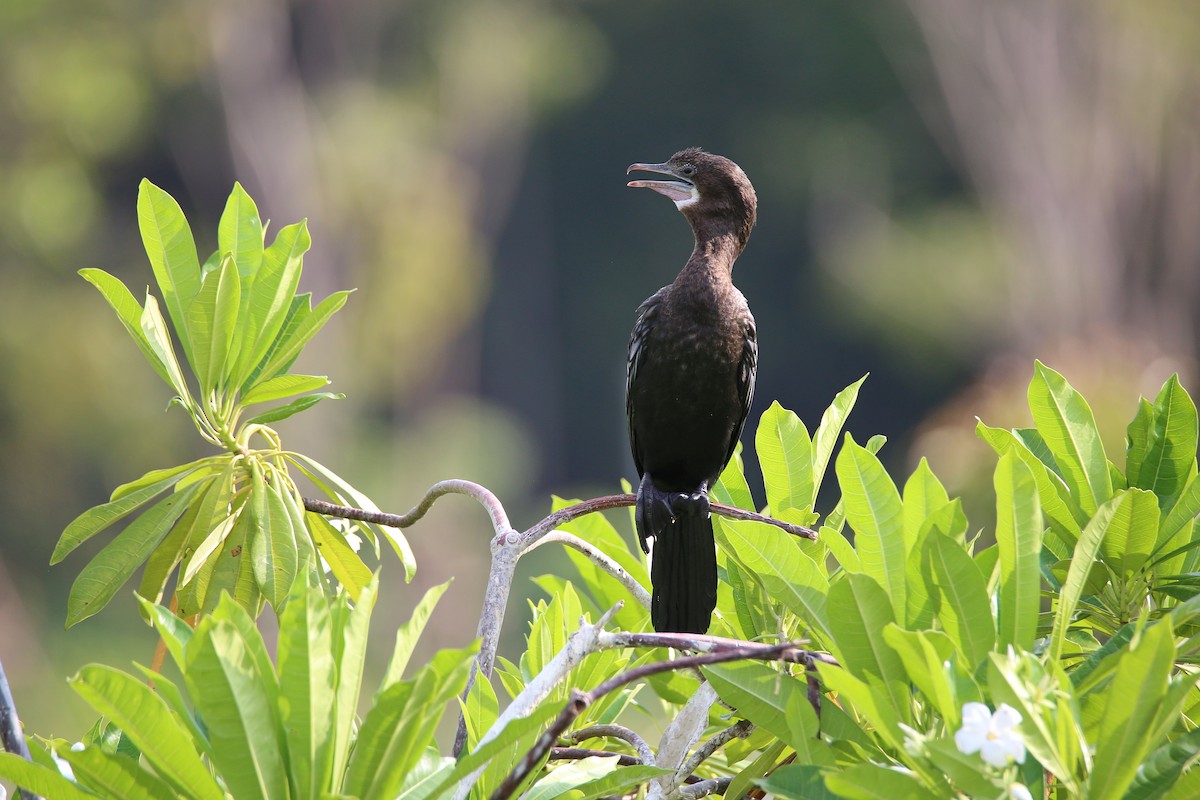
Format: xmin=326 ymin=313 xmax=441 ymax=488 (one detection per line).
xmin=2 ymin=0 xmax=1199 ymax=738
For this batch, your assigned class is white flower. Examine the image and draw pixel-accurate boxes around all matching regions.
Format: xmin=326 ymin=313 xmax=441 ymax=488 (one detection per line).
xmin=1007 ymin=784 xmax=1034 ymax=800
xmin=954 ymin=702 xmax=1026 ymax=767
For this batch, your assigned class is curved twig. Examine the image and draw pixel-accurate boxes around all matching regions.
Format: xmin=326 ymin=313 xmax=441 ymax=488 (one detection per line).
xmin=303 ymin=478 xmax=510 ymax=532
xmin=566 ymin=724 xmax=654 ymax=766
xmin=530 ymin=531 xmax=652 ymax=610
xmin=677 ymin=719 xmax=754 ymax=782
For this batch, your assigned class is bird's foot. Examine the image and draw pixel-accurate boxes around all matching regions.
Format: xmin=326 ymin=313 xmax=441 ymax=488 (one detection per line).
xmin=668 ymin=488 xmax=710 ymax=519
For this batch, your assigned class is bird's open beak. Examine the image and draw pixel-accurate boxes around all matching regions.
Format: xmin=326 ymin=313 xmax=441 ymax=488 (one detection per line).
xmin=627 ymin=162 xmax=696 ymax=204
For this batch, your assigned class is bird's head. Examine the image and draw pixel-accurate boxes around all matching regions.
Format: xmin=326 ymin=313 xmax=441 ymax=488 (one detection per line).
xmin=627 ymin=147 xmax=757 ymax=249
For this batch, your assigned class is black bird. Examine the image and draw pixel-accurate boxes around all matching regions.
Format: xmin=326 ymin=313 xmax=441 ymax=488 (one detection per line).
xmin=625 ymin=148 xmax=758 ymax=634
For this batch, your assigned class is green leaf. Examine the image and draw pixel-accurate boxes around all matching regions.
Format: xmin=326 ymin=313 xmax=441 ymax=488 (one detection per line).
xmin=344 ymin=645 xmax=478 ymax=800
xmin=825 ymin=762 xmax=942 ymax=800
xmin=882 ymin=626 xmax=958 ymax=723
xmin=54 ymin=467 xmax=197 ymax=564
xmin=1100 ymin=487 xmax=1160 ymax=577
xmin=307 ymin=512 xmax=372 ymax=600
xmin=0 ymin=752 xmax=100 ymax=800
xmin=1028 ymin=360 xmax=1112 ymax=515
xmin=521 ymin=759 xmax=670 ymax=800
xmin=704 ymin=661 xmax=828 ymax=760
xmin=836 ymin=434 xmax=907 ymax=621
xmin=926 ymin=531 xmax=994 ymax=668
xmin=255 ymin=289 xmax=352 ymax=386
xmin=60 ymin=745 xmax=177 ymax=800
xmin=977 ymin=419 xmax=1084 ymax=547
xmin=379 ymin=579 xmax=452 ymax=692
xmin=70 ymin=664 xmax=224 ymax=800
xmin=812 ymin=374 xmax=867 ymax=499
xmin=994 ymin=452 xmax=1043 ymax=651
xmin=1130 ymin=376 xmax=1198 ymax=509
xmin=140 ymin=293 xmax=193 ymax=406
xmin=717 ymin=518 xmax=829 ymax=640
xmin=903 ymin=457 xmax=950 ymax=547
xmin=242 ymin=374 xmax=331 ymax=405
xmin=185 ymin=618 xmax=288 ymax=800
xmin=244 ymin=391 xmax=344 ymax=426
xmin=756 ymin=764 xmax=839 ymax=800
xmin=756 ymin=400 xmax=814 ymax=515
xmin=1087 ymin=618 xmax=1176 ymax=800
xmin=138 ymin=179 xmax=201 ymax=364
xmin=1050 ymin=492 xmax=1124 ymax=660
xmin=278 ymin=576 xmax=336 ymax=799
xmin=235 ymin=221 xmax=310 ymax=389
xmin=331 ymin=577 xmax=378 ymax=781
xmin=80 ymin=267 xmax=175 ymax=388
xmin=66 ymin=481 xmax=201 ymax=627
xmin=208 ymin=253 xmax=242 ymax=392
xmin=1125 ymin=727 xmax=1200 ymax=800
xmin=826 ymin=574 xmax=910 ymax=723
xmin=248 ymin=464 xmax=298 ymax=609
xmin=219 ymin=182 xmax=264 ymax=277
xmin=714 ymin=444 xmax=755 ymax=511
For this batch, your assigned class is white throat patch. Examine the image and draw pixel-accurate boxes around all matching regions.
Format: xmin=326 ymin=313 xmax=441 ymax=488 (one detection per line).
xmin=674 ymin=186 xmax=700 ymax=210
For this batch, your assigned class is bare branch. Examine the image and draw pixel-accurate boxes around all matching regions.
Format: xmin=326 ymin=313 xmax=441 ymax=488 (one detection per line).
xmin=0 ymin=656 xmax=40 ymax=800
xmin=530 ymin=531 xmax=652 ymax=610
xmin=649 ymin=682 xmax=718 ymax=800
xmin=566 ymin=724 xmax=654 ymax=765
xmin=489 ymin=641 xmax=803 ymax=800
xmin=679 ymin=777 xmax=733 ymax=800
xmin=303 ymin=478 xmax=510 ymax=532
xmin=549 ymin=746 xmax=643 ymax=768
xmin=677 ymin=719 xmax=754 ymax=783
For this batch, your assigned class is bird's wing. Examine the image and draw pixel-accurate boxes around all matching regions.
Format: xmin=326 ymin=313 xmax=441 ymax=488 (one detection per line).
xmin=724 ymin=313 xmax=758 ymax=469
xmin=626 ymin=287 xmax=668 ymax=478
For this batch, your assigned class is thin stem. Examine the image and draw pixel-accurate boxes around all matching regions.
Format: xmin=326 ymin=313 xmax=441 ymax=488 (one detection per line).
xmin=0 ymin=656 xmax=41 ymax=800
xmin=566 ymin=724 xmax=654 ymax=765
xmin=530 ymin=531 xmax=652 ymax=610
xmin=677 ymin=719 xmax=754 ymax=781
xmin=303 ymin=479 xmax=510 ymax=531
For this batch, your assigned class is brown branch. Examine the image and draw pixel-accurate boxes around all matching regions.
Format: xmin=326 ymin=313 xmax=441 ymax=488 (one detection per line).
xmin=489 ymin=642 xmax=802 ymax=800
xmin=565 ymin=724 xmax=654 ymax=765
xmin=303 ymin=478 xmax=510 ymax=532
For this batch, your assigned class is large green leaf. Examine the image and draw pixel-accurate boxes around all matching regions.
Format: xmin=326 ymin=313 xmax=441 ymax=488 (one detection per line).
xmin=902 ymin=457 xmax=949 ymax=547
xmin=717 ymin=518 xmax=829 ymax=640
xmin=882 ymin=626 xmax=957 ymax=723
xmin=836 ymin=434 xmax=907 ymax=621
xmin=1050 ymin=493 xmax=1124 ymax=660
xmin=755 ymin=400 xmax=814 ymax=515
xmin=59 ymin=745 xmax=177 ymax=800
xmin=277 ymin=576 xmax=337 ymax=799
xmin=254 ymin=289 xmax=352 ymax=386
xmin=926 ymin=532 xmax=994 ymax=668
xmin=1100 ymin=488 xmax=1159 ymax=577
xmin=704 ymin=661 xmax=827 ymax=760
xmin=0 ymin=752 xmax=99 ymax=800
xmin=977 ymin=420 xmax=1084 ymax=548
xmin=1129 ymin=376 xmax=1198 ymax=510
xmin=79 ymin=267 xmax=174 ymax=389
xmin=242 ymin=374 xmax=330 ymax=405
xmin=140 ymin=293 xmax=193 ymax=406
xmin=137 ymin=179 xmax=201 ymax=364
xmin=66 ymin=481 xmax=201 ymax=627
xmin=54 ymin=467 xmax=198 ymax=564
xmin=235 ymin=220 xmax=309 ymax=389
xmin=307 ymin=512 xmax=372 ymax=600
xmin=1028 ymin=361 xmax=1112 ymax=515
xmin=343 ymin=644 xmax=477 ymax=800
xmin=330 ymin=577 xmax=378 ymax=781
xmin=756 ymin=764 xmax=839 ymax=800
xmin=208 ymin=253 xmax=242 ymax=392
xmin=219 ymin=181 xmax=264 ymax=278
xmin=1086 ymin=619 xmax=1175 ymax=800
xmin=70 ymin=665 xmax=224 ymax=800
xmin=248 ymin=463 xmax=298 ymax=609
xmin=379 ymin=579 xmax=452 ymax=693
xmin=994 ymin=452 xmax=1043 ymax=651
xmin=185 ymin=618 xmax=288 ymax=800
xmin=812 ymin=374 xmax=867 ymax=499
xmin=826 ymin=574 xmax=910 ymax=723
xmin=825 ymin=762 xmax=942 ymax=800
xmin=1125 ymin=727 xmax=1200 ymax=800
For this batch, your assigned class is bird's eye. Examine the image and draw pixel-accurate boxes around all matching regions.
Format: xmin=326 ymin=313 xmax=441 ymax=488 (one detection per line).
xmin=680 ymin=164 xmax=696 ymax=177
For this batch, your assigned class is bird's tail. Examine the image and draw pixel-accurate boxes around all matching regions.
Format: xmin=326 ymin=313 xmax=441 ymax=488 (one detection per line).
xmin=636 ymin=473 xmax=717 ymax=634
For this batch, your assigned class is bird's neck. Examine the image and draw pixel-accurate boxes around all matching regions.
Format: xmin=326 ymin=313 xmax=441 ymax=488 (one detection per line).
xmin=679 ymin=230 xmax=742 ymax=286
